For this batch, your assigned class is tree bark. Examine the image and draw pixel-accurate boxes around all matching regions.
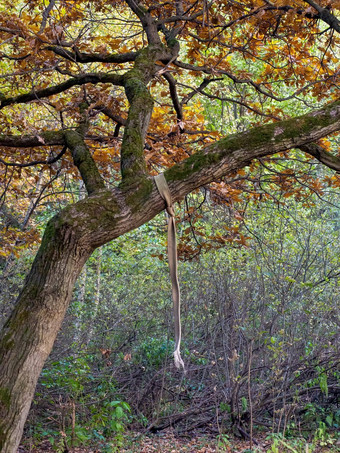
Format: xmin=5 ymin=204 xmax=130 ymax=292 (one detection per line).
xmin=0 ymin=215 xmax=92 ymax=452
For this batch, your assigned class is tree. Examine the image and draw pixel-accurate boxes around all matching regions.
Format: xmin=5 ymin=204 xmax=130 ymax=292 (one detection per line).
xmin=0 ymin=0 xmax=340 ymax=450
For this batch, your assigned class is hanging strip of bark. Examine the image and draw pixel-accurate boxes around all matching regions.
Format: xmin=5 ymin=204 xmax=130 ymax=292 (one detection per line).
xmin=154 ymin=173 xmax=185 ymax=371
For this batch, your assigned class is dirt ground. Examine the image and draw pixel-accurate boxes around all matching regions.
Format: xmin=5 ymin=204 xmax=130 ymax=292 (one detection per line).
xmin=19 ymin=430 xmax=340 ymax=452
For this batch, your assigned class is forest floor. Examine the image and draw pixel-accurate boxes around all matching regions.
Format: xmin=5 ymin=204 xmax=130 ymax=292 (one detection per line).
xmin=20 ymin=430 xmax=340 ymax=452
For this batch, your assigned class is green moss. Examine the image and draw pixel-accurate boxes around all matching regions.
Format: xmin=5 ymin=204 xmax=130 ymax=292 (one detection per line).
xmin=41 ymin=130 xmax=65 ymax=143
xmin=123 ymin=73 xmax=154 ymax=104
xmin=167 ymin=38 xmax=179 ymax=49
xmin=123 ymin=178 xmax=153 ymax=212
xmin=167 ymin=101 xmax=340 ymax=182
xmin=78 ymin=101 xmax=89 ymax=114
xmin=0 ymin=332 xmax=14 ymax=352
xmin=36 ymin=217 xmax=61 ymax=258
xmin=0 ymin=387 xmax=11 ymax=446
xmin=121 ymin=75 xmax=153 ymax=180
xmin=166 ymin=150 xmax=220 ymax=182
xmin=0 ymin=387 xmax=11 ymax=410
xmin=42 ymin=218 xmax=57 ymax=243
xmin=68 ymin=191 xmax=121 ymax=232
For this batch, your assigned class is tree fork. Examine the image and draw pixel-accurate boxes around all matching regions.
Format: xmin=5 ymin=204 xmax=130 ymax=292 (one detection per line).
xmin=120 ymin=45 xmax=178 ymax=182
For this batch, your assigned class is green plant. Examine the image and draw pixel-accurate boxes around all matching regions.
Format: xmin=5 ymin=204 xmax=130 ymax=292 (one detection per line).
xmin=134 ymin=337 xmax=176 ymax=368
xmin=216 ymin=433 xmax=232 ymax=451
xmin=313 ymin=421 xmax=336 ymax=447
xmin=266 ymin=433 xmax=312 ymax=453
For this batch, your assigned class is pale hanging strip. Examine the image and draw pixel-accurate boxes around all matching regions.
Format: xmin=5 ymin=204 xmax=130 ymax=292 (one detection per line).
xmin=154 ymin=173 xmax=185 ymax=371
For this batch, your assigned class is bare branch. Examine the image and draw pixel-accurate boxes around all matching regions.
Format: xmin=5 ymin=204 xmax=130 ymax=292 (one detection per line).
xmin=162 ymin=72 xmax=183 ymax=123
xmin=39 ymin=0 xmax=56 ymax=33
xmin=174 ymin=60 xmax=339 ymax=103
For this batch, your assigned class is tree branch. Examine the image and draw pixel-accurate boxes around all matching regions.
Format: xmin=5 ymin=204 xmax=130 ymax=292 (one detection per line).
xmin=0 ymin=73 xmax=124 ymax=109
xmin=299 ymin=143 xmax=340 ymax=172
xmin=65 ymin=109 xmax=106 ymax=195
xmin=0 ymin=146 xmax=67 ymax=168
xmin=39 ymin=0 xmax=56 ymax=33
xmin=125 ymin=0 xmax=161 ymax=44
xmin=303 ymin=0 xmax=340 ymax=34
xmin=173 ymin=60 xmax=339 ymax=103
xmin=0 ymin=131 xmax=65 ymax=147
xmin=94 ymin=106 xmax=127 ymax=127
xmin=164 ymin=100 xmax=340 ymax=199
xmin=120 ymin=45 xmax=176 ymax=181
xmin=46 ymin=46 xmax=138 ymax=63
xmin=162 ymin=72 xmax=183 ymax=124
xmin=120 ymin=76 xmax=153 ymax=181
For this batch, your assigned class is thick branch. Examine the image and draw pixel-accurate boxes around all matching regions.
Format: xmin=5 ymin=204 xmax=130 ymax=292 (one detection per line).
xmin=120 ymin=45 xmax=176 ymax=181
xmin=30 ymin=101 xmax=340 ymax=251
xmin=303 ymin=0 xmax=340 ymax=33
xmin=120 ymin=76 xmax=153 ymax=180
xmin=299 ymin=143 xmax=340 ymax=172
xmin=164 ymin=100 xmax=340 ymax=198
xmin=65 ymin=130 xmax=106 ymax=195
xmin=46 ymin=46 xmax=138 ymax=63
xmin=78 ymin=101 xmax=340 ymax=248
xmin=0 ymin=73 xmax=124 ymax=109
xmin=0 ymin=131 xmax=65 ymax=147
xmin=125 ymin=0 xmax=161 ymax=44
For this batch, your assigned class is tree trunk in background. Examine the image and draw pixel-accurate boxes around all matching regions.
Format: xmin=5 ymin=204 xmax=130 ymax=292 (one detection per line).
xmin=73 ymin=182 xmax=88 ymax=345
xmin=73 ymin=263 xmax=88 ymax=344
xmin=86 ymin=247 xmax=102 ymax=344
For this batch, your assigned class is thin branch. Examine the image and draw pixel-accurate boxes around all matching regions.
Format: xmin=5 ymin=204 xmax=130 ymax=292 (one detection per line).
xmin=39 ymin=0 xmax=56 ymax=33
xmin=0 ymin=146 xmax=67 ymax=168
xmin=94 ymin=106 xmax=127 ymax=127
xmin=162 ymin=72 xmax=183 ymax=122
xmin=174 ymin=60 xmax=339 ymax=103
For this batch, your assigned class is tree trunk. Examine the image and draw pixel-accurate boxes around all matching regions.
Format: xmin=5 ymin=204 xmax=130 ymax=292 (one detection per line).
xmin=0 ymin=215 xmax=92 ymax=452
xmin=0 ymin=182 xmax=163 ymax=453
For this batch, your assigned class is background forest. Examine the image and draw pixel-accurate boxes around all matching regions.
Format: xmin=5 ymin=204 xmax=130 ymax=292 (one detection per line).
xmin=0 ymin=0 xmax=340 ymax=451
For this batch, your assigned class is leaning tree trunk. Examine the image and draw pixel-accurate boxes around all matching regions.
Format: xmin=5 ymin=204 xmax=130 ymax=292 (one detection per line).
xmin=0 ymin=214 xmax=92 ymax=452
xmin=0 ymin=180 xmax=164 ymax=453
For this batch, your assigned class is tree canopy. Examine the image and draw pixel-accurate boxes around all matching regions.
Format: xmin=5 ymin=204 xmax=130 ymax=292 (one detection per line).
xmin=0 ymin=0 xmax=340 ymax=451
